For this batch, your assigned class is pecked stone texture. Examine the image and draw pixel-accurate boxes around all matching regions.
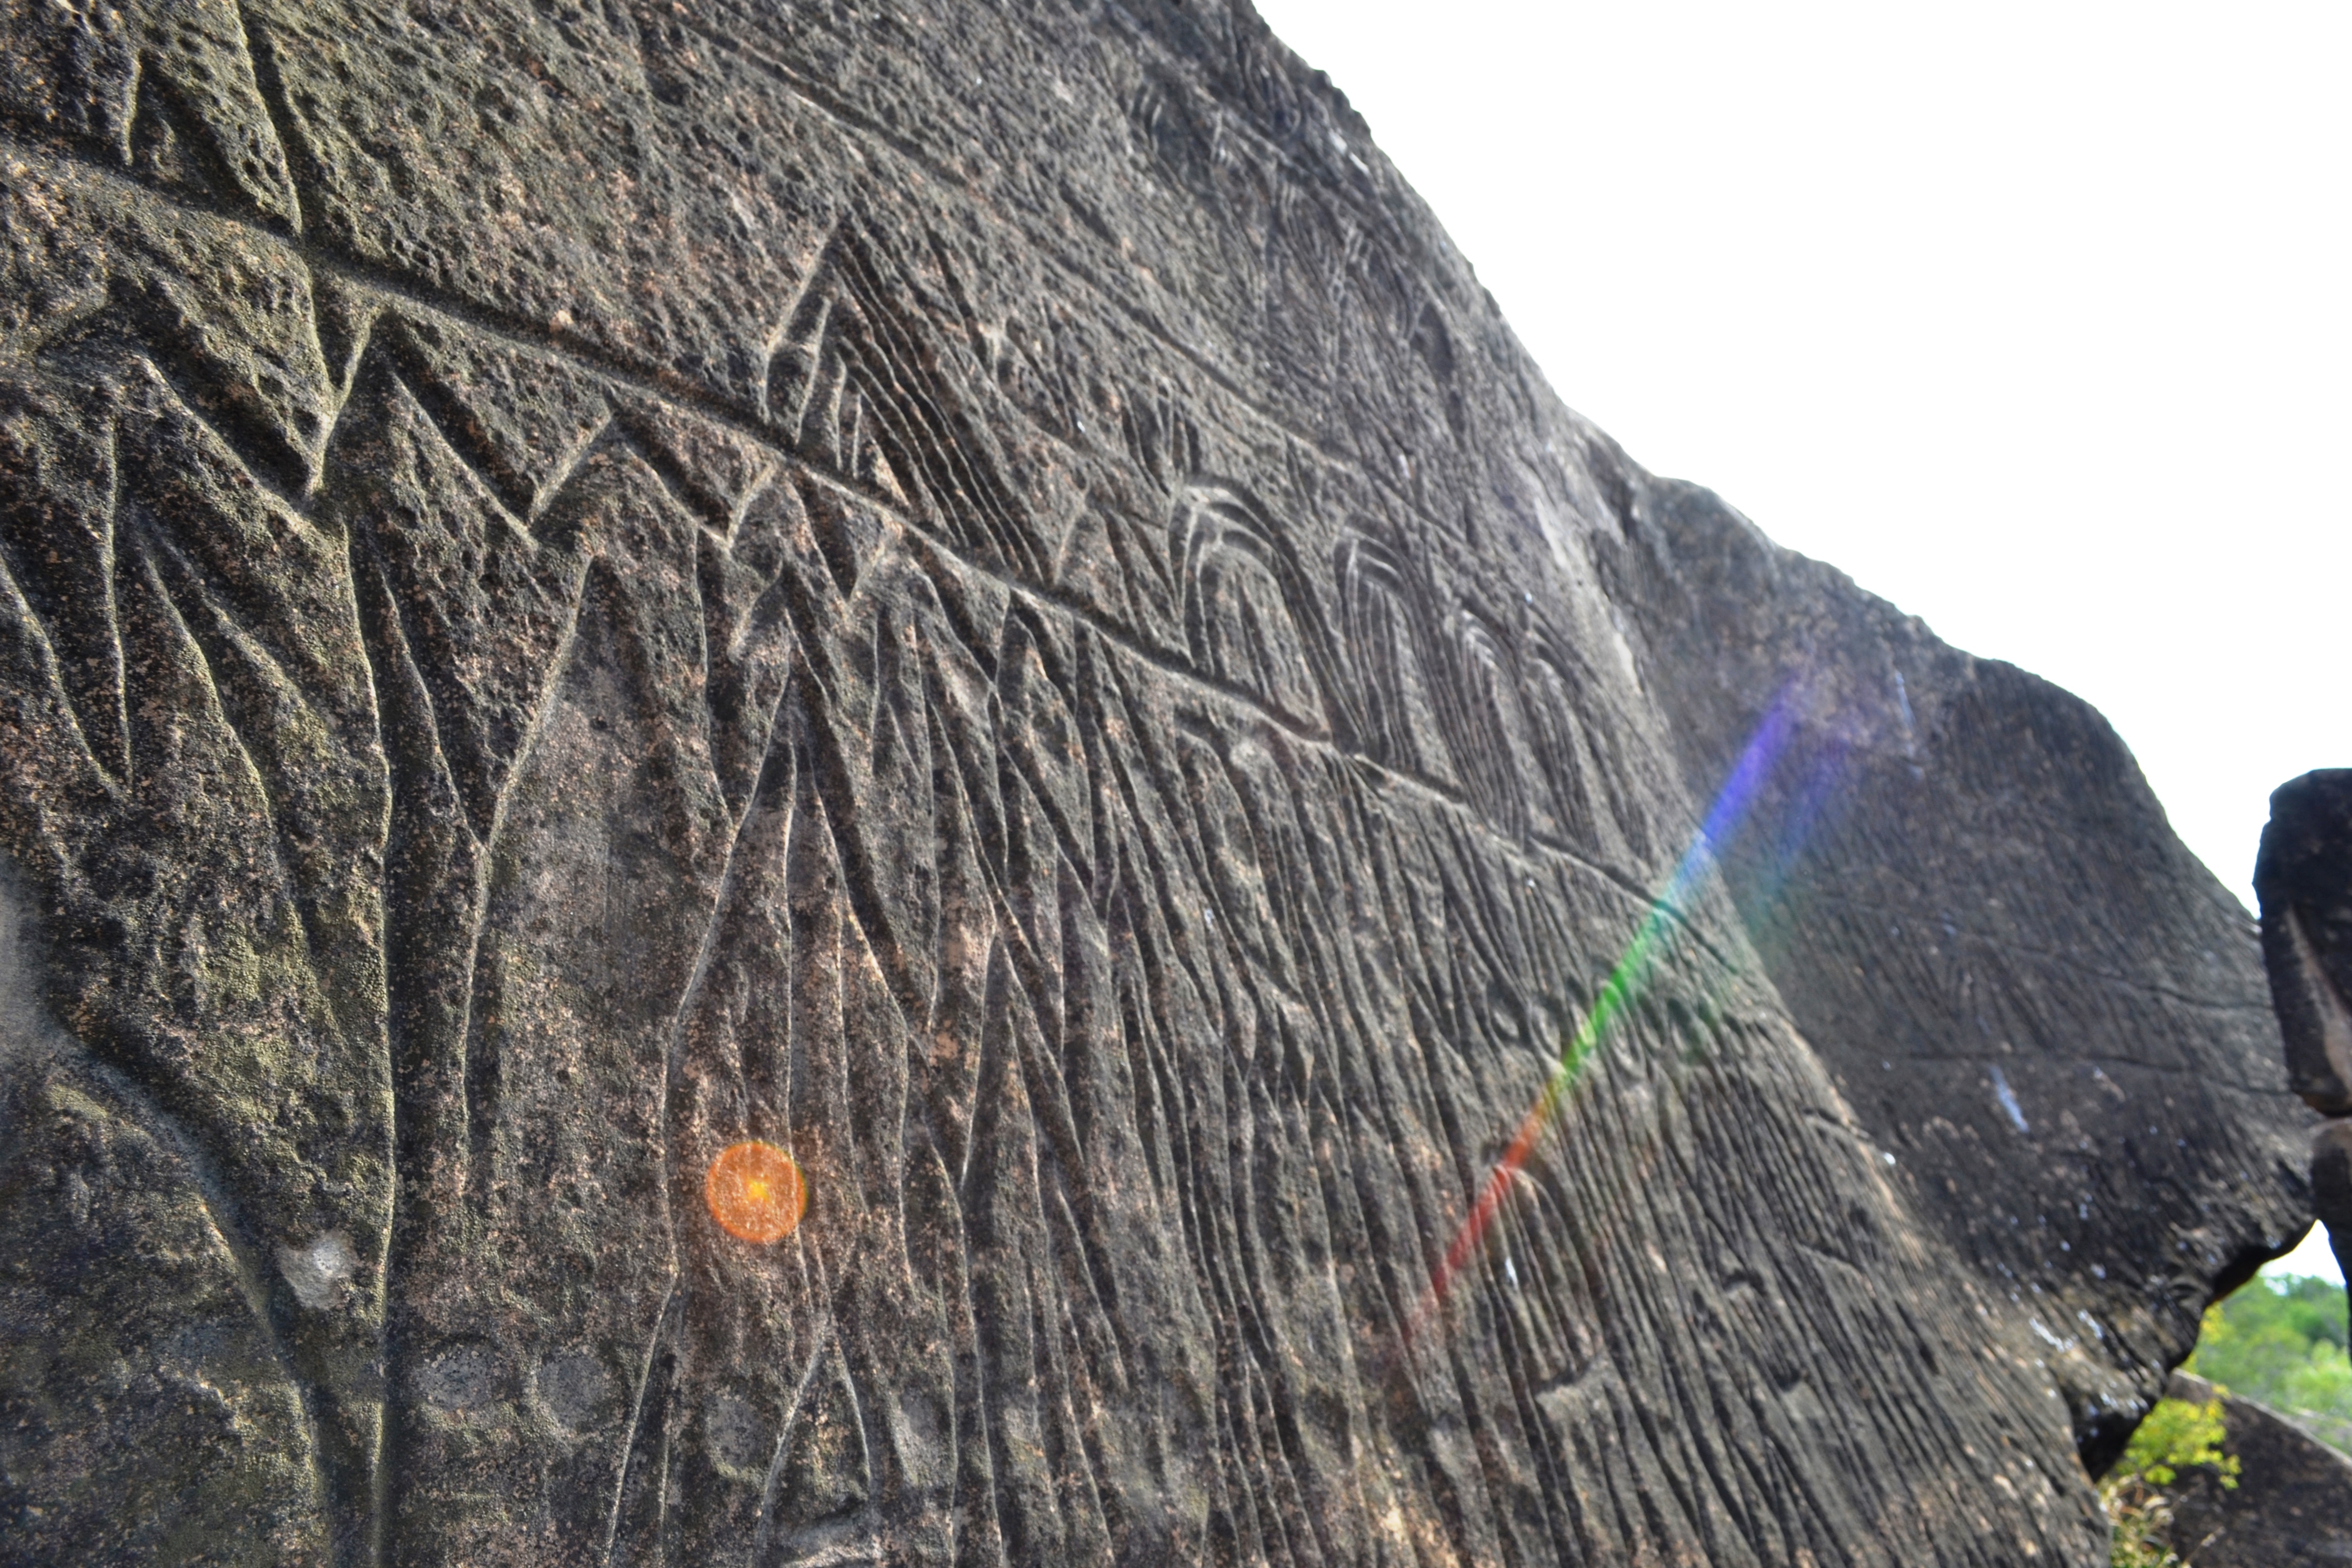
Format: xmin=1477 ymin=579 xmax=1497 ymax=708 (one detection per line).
xmin=0 ymin=3 xmax=2310 ymax=1565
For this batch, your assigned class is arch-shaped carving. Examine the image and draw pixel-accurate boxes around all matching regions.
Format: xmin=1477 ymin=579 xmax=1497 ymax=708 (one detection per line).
xmin=1518 ymin=631 xmax=1607 ymax=854
xmin=1171 ymin=484 xmax=1354 ymax=743
xmin=1334 ymin=530 xmax=1461 ymax=789
xmin=1451 ymin=610 xmax=1536 ymax=842
xmin=1521 ymin=629 xmax=1655 ymax=864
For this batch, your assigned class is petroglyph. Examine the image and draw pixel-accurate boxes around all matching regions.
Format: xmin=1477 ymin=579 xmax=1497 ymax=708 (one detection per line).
xmin=0 ymin=4 xmax=2311 ymax=1565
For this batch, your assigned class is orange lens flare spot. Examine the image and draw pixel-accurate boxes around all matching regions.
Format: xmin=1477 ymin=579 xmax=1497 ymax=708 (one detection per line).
xmin=704 ymin=1141 xmax=807 ymax=1244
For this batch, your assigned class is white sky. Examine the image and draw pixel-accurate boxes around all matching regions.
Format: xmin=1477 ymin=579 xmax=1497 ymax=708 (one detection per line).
xmin=2268 ymin=1220 xmax=2342 ymax=1286
xmin=1249 ymin=0 xmax=2350 ymax=1284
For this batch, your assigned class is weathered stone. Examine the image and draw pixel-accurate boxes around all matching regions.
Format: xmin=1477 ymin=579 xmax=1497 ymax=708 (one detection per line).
xmin=2256 ymin=770 xmax=2352 ymax=1351
xmin=1610 ymin=482 xmax=2316 ymax=1478
xmin=2315 ymin=1121 xmax=2352 ymax=1300
xmin=2257 ymin=770 xmax=2352 ymax=1116
xmin=0 ymin=3 xmax=2311 ymax=1565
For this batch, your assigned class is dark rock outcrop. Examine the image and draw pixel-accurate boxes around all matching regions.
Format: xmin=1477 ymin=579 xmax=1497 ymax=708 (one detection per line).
xmin=2257 ymin=772 xmax=2352 ymax=1116
xmin=0 ymin=3 xmax=2311 ymax=1564
xmin=2258 ymin=771 xmax=2352 ymax=1344
xmin=1610 ymin=484 xmax=2316 ymax=1478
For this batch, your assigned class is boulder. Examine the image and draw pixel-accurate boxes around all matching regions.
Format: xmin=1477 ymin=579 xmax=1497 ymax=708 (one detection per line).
xmin=2257 ymin=771 xmax=2352 ymax=1115
xmin=1610 ymin=481 xmax=2316 ymax=1475
xmin=2257 ymin=771 xmax=2352 ymax=1321
xmin=2158 ymin=1371 xmax=2352 ymax=1567
xmin=0 ymin=2 xmax=2311 ymax=1563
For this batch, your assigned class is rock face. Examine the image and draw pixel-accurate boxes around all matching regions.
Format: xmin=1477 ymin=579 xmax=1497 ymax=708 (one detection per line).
xmin=1609 ymin=486 xmax=2317 ymax=1477
xmin=0 ymin=4 xmax=2310 ymax=1565
xmin=2257 ymin=772 xmax=2352 ymax=1326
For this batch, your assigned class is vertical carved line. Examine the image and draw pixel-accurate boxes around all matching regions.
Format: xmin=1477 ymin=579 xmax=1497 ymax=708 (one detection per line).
xmin=118 ymin=517 xmax=384 ymax=1566
xmin=229 ymin=0 xmax=314 ymax=238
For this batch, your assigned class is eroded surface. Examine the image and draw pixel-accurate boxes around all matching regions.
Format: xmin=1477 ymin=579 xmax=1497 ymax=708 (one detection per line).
xmin=0 ymin=3 xmax=2309 ymax=1564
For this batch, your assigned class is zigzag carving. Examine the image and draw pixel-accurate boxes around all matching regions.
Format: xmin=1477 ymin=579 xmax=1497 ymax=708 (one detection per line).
xmin=0 ymin=136 xmax=1749 ymax=1568
xmin=0 ymin=0 xmax=303 ymax=229
xmin=765 ymin=223 xmax=1048 ymax=582
xmin=329 ymin=347 xmax=609 ymax=843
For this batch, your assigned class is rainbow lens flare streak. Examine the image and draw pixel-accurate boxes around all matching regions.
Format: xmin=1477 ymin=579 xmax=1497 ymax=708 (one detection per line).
xmin=1420 ymin=694 xmax=1800 ymax=1318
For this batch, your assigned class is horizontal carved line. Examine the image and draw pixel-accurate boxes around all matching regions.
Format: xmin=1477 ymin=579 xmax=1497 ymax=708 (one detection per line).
xmin=0 ymin=130 xmax=1682 ymax=930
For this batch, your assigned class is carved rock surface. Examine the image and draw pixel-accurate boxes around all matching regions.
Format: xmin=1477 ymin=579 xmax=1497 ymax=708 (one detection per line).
xmin=0 ymin=3 xmax=2310 ymax=1565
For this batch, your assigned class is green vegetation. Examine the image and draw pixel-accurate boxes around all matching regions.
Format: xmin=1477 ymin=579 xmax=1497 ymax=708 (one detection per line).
xmin=2183 ymin=1274 xmax=2352 ymax=1453
xmin=2100 ymin=1395 xmax=2235 ymax=1566
xmin=2098 ymin=1271 xmax=2348 ymax=1564
xmin=2114 ymin=1395 xmax=2239 ymax=1489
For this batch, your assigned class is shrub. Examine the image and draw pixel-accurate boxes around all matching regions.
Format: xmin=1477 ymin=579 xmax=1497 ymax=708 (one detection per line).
xmin=2184 ymin=1278 xmax=2352 ymax=1454
xmin=2099 ymin=1394 xmax=2237 ymax=1567
xmin=2112 ymin=1394 xmax=2238 ymax=1490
